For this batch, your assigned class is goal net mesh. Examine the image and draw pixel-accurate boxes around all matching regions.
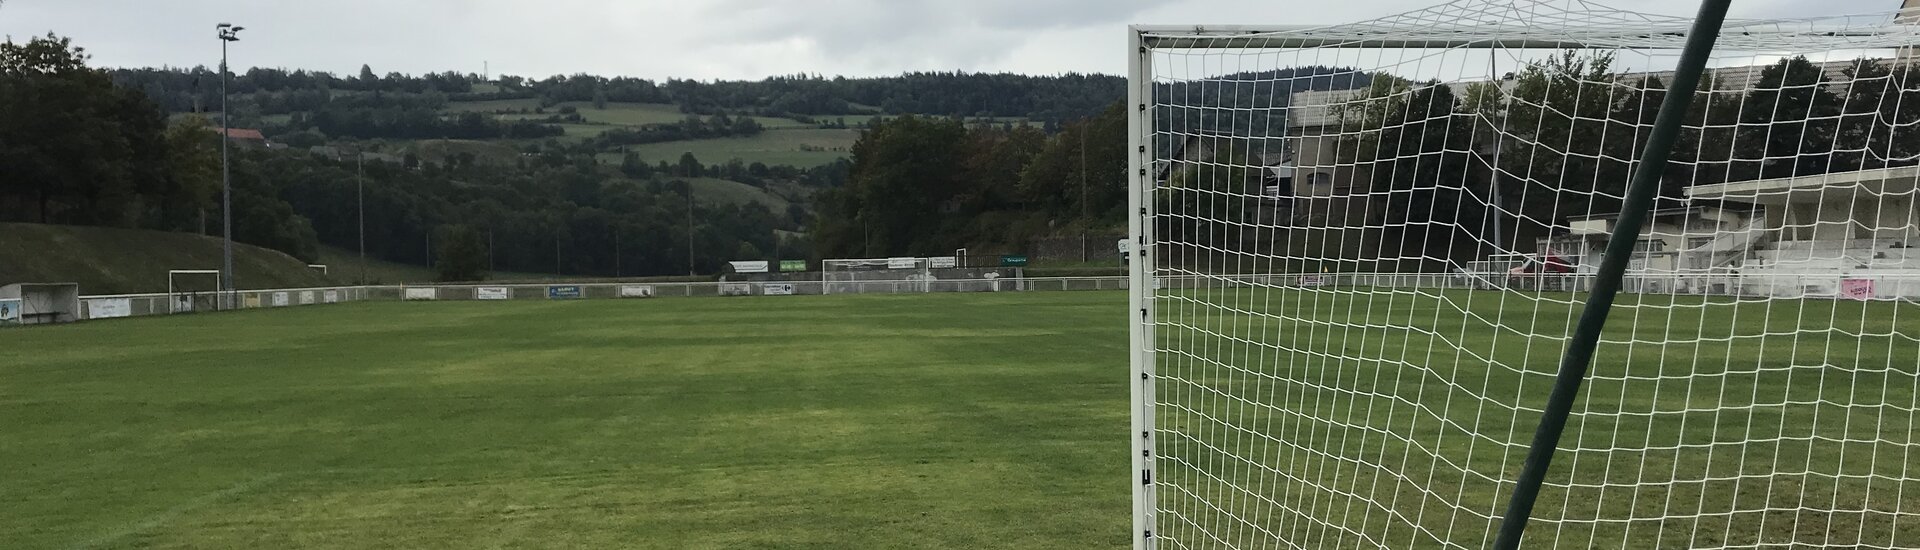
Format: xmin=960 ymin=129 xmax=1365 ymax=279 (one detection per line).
xmin=1138 ymin=1 xmax=1920 ymax=548
xmin=822 ymin=258 xmax=931 ymax=294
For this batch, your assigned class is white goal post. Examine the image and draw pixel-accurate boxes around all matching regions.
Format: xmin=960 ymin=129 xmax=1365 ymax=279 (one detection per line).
xmin=1131 ymin=3 xmax=1920 ymax=549
xmin=167 ymin=269 xmax=222 ymax=313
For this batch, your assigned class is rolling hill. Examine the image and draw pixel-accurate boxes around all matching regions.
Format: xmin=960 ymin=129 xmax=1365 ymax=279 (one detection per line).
xmin=0 ymin=223 xmax=338 ymax=295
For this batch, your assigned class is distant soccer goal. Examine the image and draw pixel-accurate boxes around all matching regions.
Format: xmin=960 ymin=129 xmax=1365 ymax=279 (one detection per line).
xmin=167 ymin=269 xmax=222 ymax=313
xmin=1130 ymin=2 xmax=1920 ymax=549
xmin=821 ymin=257 xmax=1024 ymax=294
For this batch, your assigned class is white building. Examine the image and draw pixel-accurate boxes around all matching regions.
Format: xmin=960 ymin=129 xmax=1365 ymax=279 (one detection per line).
xmin=1687 ymin=165 xmax=1920 ymax=298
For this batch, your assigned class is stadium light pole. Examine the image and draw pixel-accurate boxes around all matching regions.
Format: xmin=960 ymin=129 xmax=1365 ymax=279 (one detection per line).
xmin=356 ymin=149 xmax=366 ymax=284
xmin=1081 ymin=124 xmax=1088 ymax=263
xmin=686 ymin=190 xmax=695 ymax=276
xmin=216 ymin=23 xmax=243 ymax=307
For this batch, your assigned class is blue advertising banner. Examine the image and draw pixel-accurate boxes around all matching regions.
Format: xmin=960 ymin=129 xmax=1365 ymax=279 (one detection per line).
xmin=547 ymin=285 xmax=583 ymax=299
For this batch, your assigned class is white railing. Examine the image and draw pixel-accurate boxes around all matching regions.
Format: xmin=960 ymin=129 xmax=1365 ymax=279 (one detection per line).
xmin=73 ymin=285 xmax=381 ymax=321
xmin=48 ymin=276 xmax=1133 ymax=323
xmin=41 ymin=268 xmax=1920 ymax=325
xmin=1150 ymin=271 xmax=1920 ymax=300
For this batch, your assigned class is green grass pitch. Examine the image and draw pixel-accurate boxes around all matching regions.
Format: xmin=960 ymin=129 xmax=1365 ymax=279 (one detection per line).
xmin=1153 ymin=287 xmax=1920 ymax=548
xmin=7 ymin=287 xmax=1917 ymax=548
xmin=1 ymin=293 xmax=1131 ymax=548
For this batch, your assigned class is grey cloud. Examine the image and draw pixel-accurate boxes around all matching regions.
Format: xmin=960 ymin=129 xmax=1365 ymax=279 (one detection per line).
xmin=0 ymin=0 xmax=1909 ymax=80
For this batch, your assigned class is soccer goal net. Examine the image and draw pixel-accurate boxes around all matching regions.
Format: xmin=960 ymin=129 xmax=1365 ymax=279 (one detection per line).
xmin=167 ymin=270 xmax=222 ymax=313
xmin=1130 ymin=2 xmax=1920 ymax=548
xmin=822 ymin=258 xmax=931 ymax=294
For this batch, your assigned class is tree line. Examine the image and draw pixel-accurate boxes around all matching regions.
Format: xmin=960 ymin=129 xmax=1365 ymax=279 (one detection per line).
xmin=810 ymin=103 xmax=1129 ymax=258
xmin=110 ymin=66 xmax=1129 ymax=127
xmin=3 ymin=34 xmax=845 ymax=282
xmin=588 ymin=113 xmax=764 ymax=148
xmin=1255 ymin=52 xmax=1920 ymax=268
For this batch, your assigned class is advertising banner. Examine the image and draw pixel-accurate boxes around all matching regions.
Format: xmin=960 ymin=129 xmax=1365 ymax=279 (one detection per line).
xmin=271 ymin=292 xmax=290 ymax=307
xmin=0 ymin=298 xmax=21 ymax=325
xmin=1842 ymin=278 xmax=1875 ymax=300
xmin=403 ymin=288 xmax=437 ymax=301
xmin=88 ymin=298 xmax=132 ymax=319
xmin=719 ymin=283 xmax=754 ymax=296
xmin=1000 ymin=255 xmax=1029 ymax=267
xmin=619 ymin=285 xmax=655 ymax=298
xmin=476 ymin=287 xmax=511 ymax=300
xmin=172 ymin=294 xmax=195 ymax=313
xmin=323 ymin=290 xmax=340 ymax=303
xmin=763 ymin=283 xmax=796 ymax=296
xmin=1297 ymin=275 xmax=1328 ymax=287
xmin=780 ymin=260 xmax=807 ymax=272
xmin=299 ymin=291 xmax=316 ymax=305
xmin=244 ymin=294 xmax=262 ymax=308
xmin=547 ymin=286 xmax=583 ymax=299
xmin=887 ymin=257 xmax=918 ymax=269
xmin=928 ymin=256 xmax=957 ymax=269
xmin=730 ymin=261 xmax=770 ymax=274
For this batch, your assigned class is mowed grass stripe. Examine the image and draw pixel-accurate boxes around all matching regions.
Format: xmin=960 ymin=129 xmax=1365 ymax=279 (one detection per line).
xmin=0 ymin=293 xmax=1131 ymax=549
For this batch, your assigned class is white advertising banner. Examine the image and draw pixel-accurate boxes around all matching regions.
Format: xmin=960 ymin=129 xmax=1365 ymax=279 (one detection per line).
xmin=0 ymin=298 xmax=18 ymax=324
xmin=476 ymin=287 xmax=511 ymax=300
xmin=403 ymin=288 xmax=437 ymax=301
xmin=887 ymin=257 xmax=918 ymax=269
xmin=719 ymin=283 xmax=754 ymax=296
xmin=619 ymin=285 xmax=655 ymax=298
xmin=729 ymin=261 xmax=770 ymax=274
xmin=271 ymin=292 xmax=290 ymax=307
xmin=928 ymin=256 xmax=957 ymax=269
xmin=87 ymin=298 xmax=132 ymax=319
xmin=299 ymin=291 xmax=316 ymax=305
xmin=172 ymin=294 xmax=195 ymax=313
xmin=323 ymin=290 xmax=340 ymax=303
xmin=762 ymin=283 xmax=796 ymax=296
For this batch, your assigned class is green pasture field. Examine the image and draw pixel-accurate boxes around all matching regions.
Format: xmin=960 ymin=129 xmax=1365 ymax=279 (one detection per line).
xmin=1 ymin=292 xmax=1131 ymax=548
xmin=623 ymin=128 xmax=858 ymax=167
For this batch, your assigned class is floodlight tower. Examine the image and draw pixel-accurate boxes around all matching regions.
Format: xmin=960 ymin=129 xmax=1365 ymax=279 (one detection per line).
xmin=216 ymin=23 xmax=244 ymax=306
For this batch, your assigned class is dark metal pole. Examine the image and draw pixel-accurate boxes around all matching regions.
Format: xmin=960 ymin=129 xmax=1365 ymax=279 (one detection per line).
xmin=1081 ymin=125 xmax=1088 ymax=263
xmin=219 ymin=36 xmax=233 ymax=306
xmin=687 ymin=191 xmax=695 ymax=276
xmin=1489 ymin=1 xmax=1730 ymax=548
xmin=357 ymin=151 xmax=366 ymax=284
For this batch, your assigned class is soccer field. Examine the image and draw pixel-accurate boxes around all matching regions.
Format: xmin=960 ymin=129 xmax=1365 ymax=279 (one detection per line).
xmin=1 ymin=292 xmax=1131 ymax=548
xmin=7 ymin=288 xmax=1917 ymax=548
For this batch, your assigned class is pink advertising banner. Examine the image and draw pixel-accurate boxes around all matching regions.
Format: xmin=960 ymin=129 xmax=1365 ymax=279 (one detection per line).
xmin=1841 ymin=278 xmax=1875 ymax=300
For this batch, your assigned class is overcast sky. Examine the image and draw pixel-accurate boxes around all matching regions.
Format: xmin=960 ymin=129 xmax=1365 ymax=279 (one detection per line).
xmin=0 ymin=0 xmax=1901 ymax=81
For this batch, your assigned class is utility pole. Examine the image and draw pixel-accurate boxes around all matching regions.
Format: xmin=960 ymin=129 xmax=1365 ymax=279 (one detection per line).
xmin=216 ymin=23 xmax=244 ymax=306
xmin=1081 ymin=124 xmax=1089 ymax=263
xmin=686 ymin=191 xmax=696 ymax=276
xmin=357 ymin=150 xmax=366 ymax=284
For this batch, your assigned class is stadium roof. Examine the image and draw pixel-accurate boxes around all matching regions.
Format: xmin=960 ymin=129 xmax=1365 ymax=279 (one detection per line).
xmin=1687 ymin=165 xmax=1920 ymax=205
